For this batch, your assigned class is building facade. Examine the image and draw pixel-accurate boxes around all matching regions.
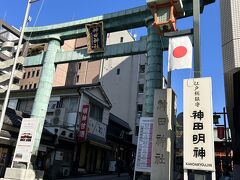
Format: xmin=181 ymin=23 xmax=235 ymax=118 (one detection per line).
xmin=1 ymin=83 xmax=112 ymax=178
xmin=220 ymin=0 xmax=240 ymax=176
xmin=0 ymin=20 xmax=27 ymax=93
xmin=19 ymin=40 xmax=75 ymax=90
xmin=21 ymin=30 xmax=162 ymax=145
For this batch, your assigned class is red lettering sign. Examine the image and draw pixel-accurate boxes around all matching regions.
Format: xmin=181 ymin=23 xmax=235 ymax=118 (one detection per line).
xmin=78 ymin=105 xmax=89 ymax=142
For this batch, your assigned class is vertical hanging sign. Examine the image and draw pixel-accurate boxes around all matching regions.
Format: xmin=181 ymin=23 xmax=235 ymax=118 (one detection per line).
xmin=183 ymin=77 xmax=215 ymax=171
xmin=78 ymin=105 xmax=89 ymax=142
xmin=86 ymin=21 xmax=105 ymax=54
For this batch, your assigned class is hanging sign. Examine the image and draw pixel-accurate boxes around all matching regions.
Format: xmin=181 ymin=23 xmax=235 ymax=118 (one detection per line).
xmin=135 ymin=117 xmax=153 ymax=173
xmin=88 ymin=118 xmax=107 ymax=140
xmin=86 ymin=21 xmax=105 ymax=54
xmin=183 ymin=77 xmax=215 ymax=171
xmin=78 ymin=105 xmax=89 ymax=142
xmin=13 ymin=118 xmax=39 ymax=163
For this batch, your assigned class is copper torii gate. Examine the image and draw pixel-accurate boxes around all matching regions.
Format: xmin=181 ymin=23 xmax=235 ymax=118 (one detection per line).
xmin=5 ymin=1 xmax=214 ymax=180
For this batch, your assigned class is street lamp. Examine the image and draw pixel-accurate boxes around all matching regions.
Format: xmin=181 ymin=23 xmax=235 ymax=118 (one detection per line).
xmin=0 ymin=0 xmax=39 ymax=133
xmin=213 ymin=107 xmax=230 ymax=176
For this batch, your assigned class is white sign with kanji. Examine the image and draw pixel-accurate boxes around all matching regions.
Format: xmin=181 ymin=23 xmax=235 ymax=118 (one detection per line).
xmin=183 ymin=77 xmax=215 ymax=171
xmin=135 ymin=117 xmax=153 ymax=173
xmin=13 ymin=118 xmax=39 ymax=163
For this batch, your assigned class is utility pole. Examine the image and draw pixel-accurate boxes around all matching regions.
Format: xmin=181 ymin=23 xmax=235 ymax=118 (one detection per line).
xmin=0 ymin=0 xmax=38 ymax=132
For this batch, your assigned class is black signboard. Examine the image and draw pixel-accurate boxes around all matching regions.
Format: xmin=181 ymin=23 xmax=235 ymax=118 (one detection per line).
xmin=86 ymin=21 xmax=105 ymax=54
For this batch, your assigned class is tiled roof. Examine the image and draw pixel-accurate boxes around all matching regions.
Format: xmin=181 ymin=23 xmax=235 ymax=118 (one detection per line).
xmin=109 ymin=113 xmax=131 ymax=132
xmin=3 ymin=107 xmax=30 ymax=127
xmin=0 ymin=107 xmax=53 ymax=137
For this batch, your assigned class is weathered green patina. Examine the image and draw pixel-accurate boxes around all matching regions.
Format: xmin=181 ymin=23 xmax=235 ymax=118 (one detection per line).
xmin=30 ymin=37 xmax=61 ymax=159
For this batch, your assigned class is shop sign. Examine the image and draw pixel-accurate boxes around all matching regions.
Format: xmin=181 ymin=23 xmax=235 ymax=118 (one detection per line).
xmin=217 ymin=126 xmax=225 ymax=140
xmin=109 ymin=161 xmax=116 ymax=171
xmin=12 ymin=118 xmax=39 ymax=163
xmin=78 ymin=105 xmax=89 ymax=142
xmin=86 ymin=21 xmax=105 ymax=54
xmin=87 ymin=118 xmax=107 ymax=140
xmin=135 ymin=117 xmax=153 ymax=173
xmin=183 ymin=77 xmax=215 ymax=171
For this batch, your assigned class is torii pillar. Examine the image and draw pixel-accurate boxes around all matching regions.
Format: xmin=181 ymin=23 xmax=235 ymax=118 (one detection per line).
xmin=4 ymin=37 xmax=62 ymax=180
xmin=143 ymin=16 xmax=163 ymax=117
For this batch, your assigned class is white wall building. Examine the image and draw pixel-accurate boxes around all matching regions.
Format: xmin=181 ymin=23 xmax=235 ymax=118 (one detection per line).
xmin=220 ymin=0 xmax=240 ymax=177
xmin=99 ymin=31 xmax=167 ymax=144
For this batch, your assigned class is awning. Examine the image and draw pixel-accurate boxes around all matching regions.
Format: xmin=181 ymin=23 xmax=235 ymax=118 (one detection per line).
xmin=87 ymin=134 xmax=112 ymax=150
xmin=109 ymin=113 xmax=131 ymax=132
xmin=89 ymin=140 xmax=112 ymax=150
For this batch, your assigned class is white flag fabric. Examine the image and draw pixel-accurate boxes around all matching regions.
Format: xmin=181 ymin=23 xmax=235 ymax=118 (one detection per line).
xmin=168 ymin=35 xmax=192 ymax=71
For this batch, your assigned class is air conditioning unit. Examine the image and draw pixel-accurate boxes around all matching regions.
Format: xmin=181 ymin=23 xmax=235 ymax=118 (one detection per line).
xmin=63 ymin=167 xmax=70 ymax=177
xmin=51 ymin=108 xmax=66 ymax=126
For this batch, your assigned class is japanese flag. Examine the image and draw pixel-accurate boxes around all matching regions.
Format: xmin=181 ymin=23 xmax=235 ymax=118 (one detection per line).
xmin=168 ymin=35 xmax=193 ymax=71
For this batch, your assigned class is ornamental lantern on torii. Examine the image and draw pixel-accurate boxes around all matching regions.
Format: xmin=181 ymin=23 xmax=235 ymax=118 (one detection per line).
xmin=147 ymin=0 xmax=185 ymax=35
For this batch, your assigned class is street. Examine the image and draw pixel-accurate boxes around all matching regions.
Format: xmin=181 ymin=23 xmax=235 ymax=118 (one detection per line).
xmin=59 ymin=173 xmax=130 ymax=180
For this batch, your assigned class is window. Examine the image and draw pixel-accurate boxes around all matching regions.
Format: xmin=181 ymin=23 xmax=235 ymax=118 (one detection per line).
xmin=137 ymin=104 xmax=143 ymax=115
xmin=13 ymin=78 xmax=20 ymax=85
xmin=16 ymin=63 xmax=23 ymax=70
xmin=117 ymin=68 xmax=120 ymax=75
xmin=27 ymin=72 xmax=31 ymax=78
xmin=120 ymin=37 xmax=124 ymax=42
xmin=78 ymin=63 xmax=81 ymax=70
xmin=33 ymin=83 xmax=37 ymax=89
xmin=89 ymin=103 xmax=103 ymax=122
xmin=139 ymin=65 xmax=145 ymax=73
xmin=29 ymin=84 xmax=32 ymax=89
xmin=23 ymin=73 xmax=26 ymax=79
xmin=138 ymin=84 xmax=144 ymax=93
xmin=20 ymin=86 xmax=23 ymax=90
xmin=24 ymin=85 xmax=28 ymax=89
xmin=62 ymin=96 xmax=79 ymax=113
xmin=32 ymin=71 xmax=35 ymax=77
xmin=76 ymin=75 xmax=79 ymax=83
xmin=17 ymin=99 xmax=34 ymax=114
xmin=36 ymin=70 xmax=40 ymax=77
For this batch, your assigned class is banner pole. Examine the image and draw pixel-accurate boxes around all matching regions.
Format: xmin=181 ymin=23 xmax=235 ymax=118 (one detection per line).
xmin=212 ymin=171 xmax=216 ymax=180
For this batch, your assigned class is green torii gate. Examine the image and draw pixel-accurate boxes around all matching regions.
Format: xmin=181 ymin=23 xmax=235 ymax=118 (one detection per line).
xmin=22 ymin=1 xmax=213 ymax=171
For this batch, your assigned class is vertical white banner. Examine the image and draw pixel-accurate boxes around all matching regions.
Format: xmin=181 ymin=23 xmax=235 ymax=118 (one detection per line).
xmin=13 ymin=118 xmax=39 ymax=164
xmin=135 ymin=117 xmax=153 ymax=173
xmin=183 ymin=77 xmax=215 ymax=171
xmin=151 ymin=89 xmax=175 ymax=180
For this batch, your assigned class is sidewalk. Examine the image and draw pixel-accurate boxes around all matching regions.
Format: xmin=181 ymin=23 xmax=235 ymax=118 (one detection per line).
xmin=58 ymin=173 xmax=130 ymax=180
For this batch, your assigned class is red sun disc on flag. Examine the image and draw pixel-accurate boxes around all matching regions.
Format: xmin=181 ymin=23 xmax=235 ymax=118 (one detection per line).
xmin=173 ymin=46 xmax=187 ymax=58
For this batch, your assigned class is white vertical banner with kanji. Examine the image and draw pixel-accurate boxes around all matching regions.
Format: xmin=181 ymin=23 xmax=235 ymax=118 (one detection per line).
xmin=135 ymin=117 xmax=153 ymax=173
xmin=183 ymin=77 xmax=215 ymax=171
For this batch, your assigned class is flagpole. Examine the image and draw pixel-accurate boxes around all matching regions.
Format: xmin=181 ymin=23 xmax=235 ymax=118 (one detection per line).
xmin=0 ymin=0 xmax=38 ymax=134
xmin=167 ymin=71 xmax=172 ymax=88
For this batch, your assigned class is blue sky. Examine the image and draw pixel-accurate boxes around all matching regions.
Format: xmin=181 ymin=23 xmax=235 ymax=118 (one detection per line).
xmin=0 ymin=0 xmax=225 ymax=122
